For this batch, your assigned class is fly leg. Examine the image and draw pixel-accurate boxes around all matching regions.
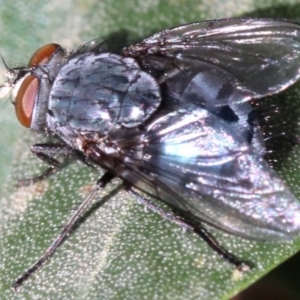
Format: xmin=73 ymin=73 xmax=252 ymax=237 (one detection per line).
xmin=18 ymin=143 xmax=74 ymax=186
xmin=12 ymin=171 xmax=115 ymax=292
xmin=126 ymin=187 xmax=250 ymax=271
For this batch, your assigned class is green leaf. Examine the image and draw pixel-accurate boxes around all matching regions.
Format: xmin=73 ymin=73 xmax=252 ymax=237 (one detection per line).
xmin=1 ymin=1 xmax=300 ymax=299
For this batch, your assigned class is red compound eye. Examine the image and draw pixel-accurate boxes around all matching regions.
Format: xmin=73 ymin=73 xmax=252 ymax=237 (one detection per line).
xmin=29 ymin=43 xmax=60 ymax=67
xmin=15 ymin=75 xmax=38 ymax=128
xmin=15 ymin=44 xmax=61 ymax=128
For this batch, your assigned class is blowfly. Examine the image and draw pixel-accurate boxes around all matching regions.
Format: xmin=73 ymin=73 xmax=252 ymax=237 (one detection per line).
xmin=2 ymin=18 xmax=300 ymax=291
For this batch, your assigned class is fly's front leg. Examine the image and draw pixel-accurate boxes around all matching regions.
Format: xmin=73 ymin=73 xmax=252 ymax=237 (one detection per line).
xmin=12 ymin=171 xmax=115 ymax=291
xmin=18 ymin=143 xmax=74 ymax=187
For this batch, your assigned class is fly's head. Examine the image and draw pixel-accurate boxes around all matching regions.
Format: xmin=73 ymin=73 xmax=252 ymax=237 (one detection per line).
xmin=0 ymin=44 xmax=66 ymax=134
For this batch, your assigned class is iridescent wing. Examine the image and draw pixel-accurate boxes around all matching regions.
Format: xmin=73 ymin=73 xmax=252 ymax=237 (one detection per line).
xmin=124 ymin=19 xmax=300 ymax=99
xmin=113 ymin=19 xmax=300 ymax=240
xmin=63 ymin=19 xmax=300 ymax=240
xmin=117 ymin=107 xmax=300 ymax=241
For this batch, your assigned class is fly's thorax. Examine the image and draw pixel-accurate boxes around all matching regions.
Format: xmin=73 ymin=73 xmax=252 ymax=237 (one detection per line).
xmin=47 ymin=52 xmax=161 ymax=149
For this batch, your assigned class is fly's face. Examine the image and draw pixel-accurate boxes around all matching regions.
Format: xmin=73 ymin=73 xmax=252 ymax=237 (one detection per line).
xmin=5 ymin=44 xmax=66 ymax=133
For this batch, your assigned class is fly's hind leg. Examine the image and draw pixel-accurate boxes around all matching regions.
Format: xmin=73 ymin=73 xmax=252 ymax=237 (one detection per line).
xmin=18 ymin=143 xmax=74 ymax=187
xmin=126 ymin=186 xmax=251 ymax=271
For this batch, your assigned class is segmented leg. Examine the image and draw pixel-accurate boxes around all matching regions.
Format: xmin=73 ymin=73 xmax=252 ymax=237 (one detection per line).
xmin=12 ymin=171 xmax=115 ymax=292
xmin=126 ymin=187 xmax=250 ymax=271
xmin=18 ymin=143 xmax=74 ymax=186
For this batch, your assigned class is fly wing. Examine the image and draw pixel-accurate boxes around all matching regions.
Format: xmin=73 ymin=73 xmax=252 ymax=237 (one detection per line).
xmin=125 ymin=19 xmax=300 ymax=98
xmin=118 ymin=108 xmax=300 ymax=241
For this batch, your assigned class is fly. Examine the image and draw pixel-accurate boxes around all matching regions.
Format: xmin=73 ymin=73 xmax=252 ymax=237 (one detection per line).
xmin=2 ymin=18 xmax=300 ymax=291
